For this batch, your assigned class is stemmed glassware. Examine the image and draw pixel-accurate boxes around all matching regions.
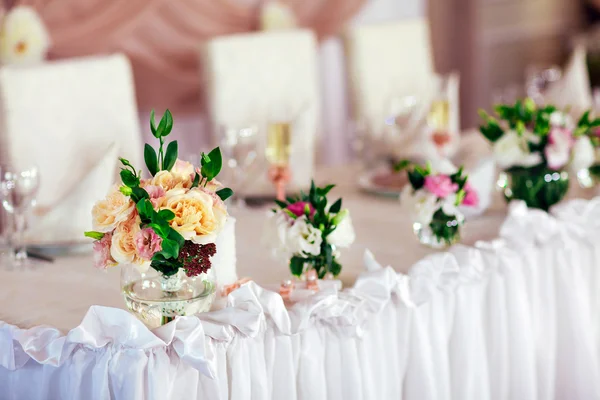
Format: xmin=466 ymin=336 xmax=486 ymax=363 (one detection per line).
xmin=219 ymin=125 xmax=259 ymax=208
xmin=265 ymin=122 xmax=292 ymax=201
xmin=0 ymin=164 xmax=40 ymax=266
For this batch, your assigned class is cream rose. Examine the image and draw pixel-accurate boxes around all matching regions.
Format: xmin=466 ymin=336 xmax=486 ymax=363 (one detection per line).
xmin=110 ymin=215 xmax=149 ymax=271
xmin=162 ymin=188 xmax=226 ymax=244
xmin=0 ymin=6 xmax=50 ymax=65
xmin=172 ymin=159 xmax=195 ymax=178
xmin=92 ymin=186 xmax=136 ymax=232
xmin=151 ymin=170 xmax=192 ymax=192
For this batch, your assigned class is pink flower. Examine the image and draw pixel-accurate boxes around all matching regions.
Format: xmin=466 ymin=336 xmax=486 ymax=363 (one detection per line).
xmin=462 ymin=182 xmax=479 ymax=207
xmin=424 ymin=174 xmax=458 ymax=198
xmin=287 ymin=201 xmax=315 ymax=218
xmin=545 ymin=127 xmax=574 ymax=170
xmin=93 ymin=232 xmax=116 ymax=270
xmin=145 ymin=185 xmax=165 ymax=207
xmin=134 ymin=228 xmax=163 ymax=260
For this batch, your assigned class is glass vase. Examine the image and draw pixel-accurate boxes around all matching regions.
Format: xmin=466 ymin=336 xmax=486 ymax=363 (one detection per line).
xmin=121 ymin=265 xmax=216 ymax=329
xmin=497 ymin=166 xmax=569 ymax=211
xmin=413 ymin=212 xmax=461 ymax=249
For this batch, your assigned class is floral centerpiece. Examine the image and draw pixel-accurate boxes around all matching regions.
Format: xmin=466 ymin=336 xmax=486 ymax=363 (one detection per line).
xmin=396 ymin=160 xmax=478 ymax=248
xmin=264 ymin=181 xmax=355 ymax=279
xmin=84 ymin=110 xmax=233 ymax=327
xmin=479 ymin=99 xmax=599 ymax=210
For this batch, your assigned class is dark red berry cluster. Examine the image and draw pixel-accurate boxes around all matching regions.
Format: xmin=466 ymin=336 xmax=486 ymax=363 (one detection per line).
xmin=177 ymin=242 xmax=217 ymax=277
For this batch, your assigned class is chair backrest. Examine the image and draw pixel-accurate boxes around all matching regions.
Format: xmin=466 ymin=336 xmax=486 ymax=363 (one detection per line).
xmin=0 ymin=54 xmax=142 ymax=240
xmin=203 ymin=29 xmax=320 ymax=196
xmin=345 ymin=19 xmax=438 ymax=134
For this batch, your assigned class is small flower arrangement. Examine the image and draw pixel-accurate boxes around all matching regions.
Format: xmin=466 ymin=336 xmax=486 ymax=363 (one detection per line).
xmin=396 ymin=160 xmax=478 ymax=248
xmin=84 ymin=110 xmax=233 ymax=278
xmin=479 ymin=99 xmax=600 ymax=210
xmin=264 ymin=181 xmax=355 ymax=278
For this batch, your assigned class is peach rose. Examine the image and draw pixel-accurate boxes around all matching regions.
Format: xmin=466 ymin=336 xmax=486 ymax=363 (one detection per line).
xmin=92 ymin=186 xmax=135 ymax=233
xmin=162 ymin=188 xmax=227 ymax=244
xmin=110 ymin=214 xmax=150 ymax=271
xmin=172 ymin=159 xmax=195 ymax=177
xmin=150 ymin=170 xmax=192 ymax=191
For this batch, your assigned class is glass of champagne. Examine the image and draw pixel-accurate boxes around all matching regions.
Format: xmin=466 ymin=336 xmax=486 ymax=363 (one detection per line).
xmin=219 ymin=125 xmax=258 ymax=208
xmin=0 ymin=164 xmax=40 ymax=266
xmin=265 ymin=122 xmax=292 ymax=201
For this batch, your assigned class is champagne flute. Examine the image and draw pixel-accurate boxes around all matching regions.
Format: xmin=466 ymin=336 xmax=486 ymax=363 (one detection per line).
xmin=265 ymin=122 xmax=292 ymax=201
xmin=0 ymin=164 xmax=40 ymax=266
xmin=219 ymin=125 xmax=258 ymax=208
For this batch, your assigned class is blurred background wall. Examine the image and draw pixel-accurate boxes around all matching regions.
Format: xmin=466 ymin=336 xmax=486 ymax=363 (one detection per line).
xmin=5 ymin=0 xmax=592 ymax=163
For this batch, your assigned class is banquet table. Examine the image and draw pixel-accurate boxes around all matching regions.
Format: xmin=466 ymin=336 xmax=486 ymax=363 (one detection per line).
xmin=2 ymin=164 xmax=600 ymax=400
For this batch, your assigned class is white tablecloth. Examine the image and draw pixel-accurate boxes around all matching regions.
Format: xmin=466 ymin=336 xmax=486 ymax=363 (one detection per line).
xmin=1 ymin=176 xmax=600 ymax=399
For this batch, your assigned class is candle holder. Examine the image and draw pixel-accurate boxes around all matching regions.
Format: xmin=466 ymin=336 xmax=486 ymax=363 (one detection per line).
xmin=266 ymin=122 xmax=292 ymax=201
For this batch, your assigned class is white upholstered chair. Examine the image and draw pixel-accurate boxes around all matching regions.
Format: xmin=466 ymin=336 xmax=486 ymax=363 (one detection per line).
xmin=0 ymin=54 xmax=143 ymax=244
xmin=203 ymin=29 xmax=320 ymax=196
xmin=345 ymin=19 xmax=460 ymax=162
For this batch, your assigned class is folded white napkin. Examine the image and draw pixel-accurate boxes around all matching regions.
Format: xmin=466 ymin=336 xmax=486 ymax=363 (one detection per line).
xmin=545 ymin=44 xmax=592 ymax=114
xmin=26 ymin=143 xmax=118 ymax=244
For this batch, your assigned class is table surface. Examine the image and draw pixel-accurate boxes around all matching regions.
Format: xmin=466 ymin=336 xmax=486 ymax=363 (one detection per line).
xmin=0 ymin=159 xmax=594 ymax=333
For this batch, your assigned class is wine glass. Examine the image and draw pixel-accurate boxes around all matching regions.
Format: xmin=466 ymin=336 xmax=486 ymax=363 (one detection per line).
xmin=219 ymin=125 xmax=259 ymax=208
xmin=0 ymin=164 xmax=40 ymax=266
xmin=265 ymin=122 xmax=292 ymax=201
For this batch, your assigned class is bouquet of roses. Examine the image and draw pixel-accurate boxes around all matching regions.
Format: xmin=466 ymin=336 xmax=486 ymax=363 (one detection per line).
xmin=396 ymin=160 xmax=478 ymax=247
xmin=84 ymin=110 xmax=233 ymax=277
xmin=264 ymin=181 xmax=355 ymax=278
xmin=479 ymin=99 xmax=600 ymax=209
xmin=479 ymin=98 xmax=599 ymax=172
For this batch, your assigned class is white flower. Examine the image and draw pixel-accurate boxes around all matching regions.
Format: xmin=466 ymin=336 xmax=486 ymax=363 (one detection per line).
xmin=441 ymin=195 xmax=465 ymax=223
xmin=260 ymin=2 xmax=296 ymax=31
xmin=286 ymin=216 xmax=322 ymax=256
xmin=545 ymin=128 xmax=573 ymax=170
xmin=262 ymin=212 xmax=322 ymax=259
xmin=570 ymin=135 xmax=596 ymax=172
xmin=430 ymin=157 xmax=458 ymax=175
xmin=262 ymin=211 xmax=292 ymax=259
xmin=401 ymin=186 xmax=439 ymax=226
xmin=328 ymin=210 xmax=355 ymax=248
xmin=550 ymin=111 xmax=574 ymax=129
xmin=0 ymin=6 xmax=50 ymax=65
xmin=493 ymin=130 xmax=542 ymax=169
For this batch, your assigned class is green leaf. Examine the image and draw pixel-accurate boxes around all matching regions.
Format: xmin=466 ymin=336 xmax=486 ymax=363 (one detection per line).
xmin=216 ymin=188 xmax=234 ymax=201
xmin=156 ymin=109 xmax=173 ymax=138
xmin=289 ymin=256 xmax=305 ymax=277
xmin=84 ymin=231 xmax=105 ymax=240
xmin=408 ymin=170 xmax=425 ymax=190
xmin=130 ymin=187 xmax=149 ymax=203
xmin=394 ymin=159 xmax=412 ymax=172
xmin=309 ymin=180 xmax=316 ymax=198
xmin=329 ymin=198 xmax=342 ymax=214
xmin=150 ymin=109 xmax=158 ymax=137
xmin=159 ymin=238 xmax=179 ymax=259
xmin=274 ymin=199 xmax=288 ymax=208
xmin=144 ymin=144 xmax=159 ymax=176
xmin=317 ymin=184 xmax=335 ymax=196
xmin=191 ymin=172 xmax=201 ymax=188
xmin=206 ymin=147 xmax=223 ymax=179
xmin=149 ymin=222 xmax=169 ymax=238
xmin=158 ymin=209 xmax=175 ymax=221
xmin=120 ymin=169 xmax=140 ymax=188
xmin=329 ymin=260 xmax=342 ymax=277
xmin=136 ymin=199 xmax=155 ymax=220
xmin=163 ymin=141 xmax=178 ymax=171
xmin=167 ymin=228 xmax=185 ymax=248
xmin=578 ymin=110 xmax=591 ymax=127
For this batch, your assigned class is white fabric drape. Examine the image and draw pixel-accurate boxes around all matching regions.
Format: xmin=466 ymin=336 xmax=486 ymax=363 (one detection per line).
xmin=2 ymin=199 xmax=600 ymax=399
